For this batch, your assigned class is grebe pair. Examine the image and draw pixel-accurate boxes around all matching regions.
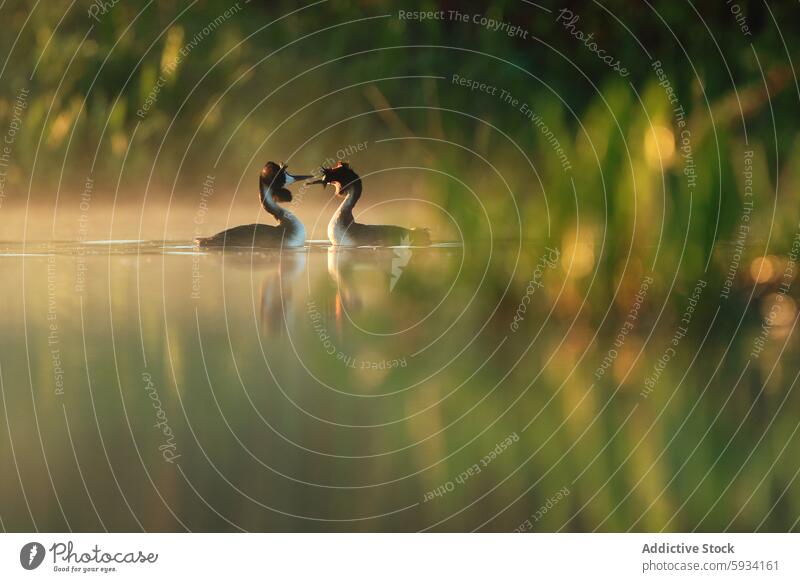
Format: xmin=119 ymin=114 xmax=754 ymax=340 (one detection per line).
xmin=196 ymin=161 xmax=429 ymax=248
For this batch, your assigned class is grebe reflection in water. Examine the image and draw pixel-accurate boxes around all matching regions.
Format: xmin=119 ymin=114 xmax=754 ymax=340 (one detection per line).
xmin=259 ymin=251 xmax=307 ymax=336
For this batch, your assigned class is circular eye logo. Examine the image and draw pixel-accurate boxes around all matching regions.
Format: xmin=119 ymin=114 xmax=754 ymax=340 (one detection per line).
xmin=19 ymin=542 xmax=46 ymax=570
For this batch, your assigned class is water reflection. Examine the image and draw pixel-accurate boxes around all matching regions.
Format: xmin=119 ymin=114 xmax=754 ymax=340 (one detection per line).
xmin=326 ymin=246 xmax=421 ymax=323
xmin=0 ymin=240 xmax=798 ymax=532
xmin=256 ymin=250 xmax=307 ymax=337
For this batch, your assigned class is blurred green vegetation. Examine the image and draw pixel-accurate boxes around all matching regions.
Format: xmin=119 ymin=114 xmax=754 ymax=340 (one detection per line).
xmin=1 ymin=1 xmax=797 ymax=255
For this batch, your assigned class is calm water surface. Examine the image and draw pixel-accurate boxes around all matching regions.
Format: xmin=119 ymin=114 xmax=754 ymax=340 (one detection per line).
xmin=1 ymin=236 xmax=798 ymax=531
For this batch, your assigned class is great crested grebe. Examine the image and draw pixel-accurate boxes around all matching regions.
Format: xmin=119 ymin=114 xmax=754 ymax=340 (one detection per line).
xmin=195 ymin=162 xmax=312 ymax=248
xmin=307 ymin=162 xmax=430 ymax=247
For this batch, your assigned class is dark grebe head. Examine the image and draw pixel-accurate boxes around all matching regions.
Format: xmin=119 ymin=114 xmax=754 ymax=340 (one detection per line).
xmin=307 ymin=162 xmax=360 ymax=196
xmin=260 ymin=162 xmax=312 ymax=203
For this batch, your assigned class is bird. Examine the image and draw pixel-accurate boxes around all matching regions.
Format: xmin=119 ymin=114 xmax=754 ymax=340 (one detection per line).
xmin=307 ymin=162 xmax=430 ymax=247
xmin=195 ymin=162 xmax=312 ymax=248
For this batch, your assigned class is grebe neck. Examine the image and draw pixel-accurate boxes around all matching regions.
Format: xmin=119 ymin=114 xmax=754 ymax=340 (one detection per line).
xmin=260 ymin=185 xmax=284 ymax=219
xmin=334 ymin=178 xmax=362 ymax=217
xmin=260 ymin=184 xmax=305 ymax=245
xmin=327 ymin=179 xmax=362 ymax=245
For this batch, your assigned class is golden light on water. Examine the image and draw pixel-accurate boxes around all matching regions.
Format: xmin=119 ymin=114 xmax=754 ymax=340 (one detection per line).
xmin=644 ymin=125 xmax=676 ymax=168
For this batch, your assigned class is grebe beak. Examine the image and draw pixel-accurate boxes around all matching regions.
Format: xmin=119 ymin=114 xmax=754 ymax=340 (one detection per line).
xmin=284 ymin=172 xmax=313 ymax=185
xmin=306 ymin=167 xmax=328 ymax=186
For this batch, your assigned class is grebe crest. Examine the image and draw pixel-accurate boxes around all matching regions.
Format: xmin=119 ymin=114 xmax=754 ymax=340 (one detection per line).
xmin=308 ymin=161 xmax=360 ymax=195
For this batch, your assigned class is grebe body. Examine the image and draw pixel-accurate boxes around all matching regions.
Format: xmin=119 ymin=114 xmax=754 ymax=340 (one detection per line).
xmin=196 ymin=162 xmax=311 ymax=249
xmin=309 ymin=162 xmax=430 ymax=247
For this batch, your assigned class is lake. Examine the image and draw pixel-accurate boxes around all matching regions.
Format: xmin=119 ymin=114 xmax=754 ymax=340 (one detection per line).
xmin=0 ymin=231 xmax=798 ymax=532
